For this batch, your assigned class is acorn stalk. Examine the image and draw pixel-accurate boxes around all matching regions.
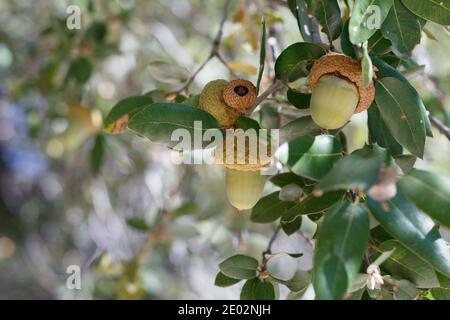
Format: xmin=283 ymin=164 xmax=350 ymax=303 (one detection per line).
xmin=225 ymin=168 xmax=266 ymax=211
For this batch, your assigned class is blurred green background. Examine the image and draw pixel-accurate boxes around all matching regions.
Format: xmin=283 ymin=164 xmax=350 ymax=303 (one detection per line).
xmin=0 ymin=0 xmax=449 ymax=299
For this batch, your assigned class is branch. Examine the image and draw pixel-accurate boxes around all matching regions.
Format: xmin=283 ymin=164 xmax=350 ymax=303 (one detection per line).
xmin=429 ymin=115 xmax=450 ymax=141
xmin=247 ymin=80 xmax=285 ymax=115
xmin=177 ymin=0 xmax=234 ymax=93
xmin=261 ymin=225 xmax=282 ymax=269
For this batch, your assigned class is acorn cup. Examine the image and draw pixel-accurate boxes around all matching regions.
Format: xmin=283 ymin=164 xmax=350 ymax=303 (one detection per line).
xmin=216 ymin=133 xmax=272 ymax=211
xmin=198 ymin=79 xmax=257 ymax=127
xmin=308 ymin=53 xmax=376 ymax=129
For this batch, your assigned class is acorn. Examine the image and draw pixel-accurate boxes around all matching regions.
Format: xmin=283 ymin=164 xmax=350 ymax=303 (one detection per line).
xmin=216 ymin=133 xmax=272 ymax=210
xmin=308 ymin=54 xmax=375 ymax=129
xmin=200 ymin=79 xmax=262 ymax=210
xmin=198 ymin=79 xmax=256 ymax=128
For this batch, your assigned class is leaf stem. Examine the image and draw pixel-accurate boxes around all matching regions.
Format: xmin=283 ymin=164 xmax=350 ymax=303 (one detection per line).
xmin=247 ymin=80 xmax=285 ymax=115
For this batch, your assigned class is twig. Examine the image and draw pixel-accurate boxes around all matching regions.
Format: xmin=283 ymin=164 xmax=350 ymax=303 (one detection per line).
xmin=247 ymin=80 xmax=285 ymax=114
xmin=261 ymin=225 xmax=282 ymax=268
xmin=429 ymin=115 xmax=450 ymax=141
xmin=177 ymin=0 xmax=234 ymax=93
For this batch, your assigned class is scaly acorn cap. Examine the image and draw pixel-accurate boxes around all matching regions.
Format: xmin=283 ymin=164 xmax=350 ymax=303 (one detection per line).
xmin=308 ymin=53 xmax=375 ymax=113
xmin=198 ymin=79 xmax=241 ymax=128
xmin=214 ymin=132 xmax=272 ymax=171
xmin=222 ymin=79 xmax=257 ymax=113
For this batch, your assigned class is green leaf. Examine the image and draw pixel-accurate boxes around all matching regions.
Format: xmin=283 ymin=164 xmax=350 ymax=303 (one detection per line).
xmin=393 ymin=279 xmax=418 ymax=300
xmin=170 ymin=203 xmax=198 ymax=218
xmin=270 ymin=172 xmax=306 ymax=189
xmin=314 ymin=253 xmax=348 ymax=300
xmin=368 ymin=31 xmax=392 ymax=55
xmin=340 ymin=20 xmax=357 ymax=58
xmin=305 ymin=0 xmax=343 ymax=42
xmin=381 ymin=0 xmax=422 ymax=57
xmin=279 ymin=116 xmax=321 ymax=144
xmin=235 ymin=116 xmax=261 ymax=131
xmin=256 ymin=19 xmax=266 ymax=94
xmin=431 ymin=273 xmax=450 ymax=299
xmin=372 ymin=57 xmax=432 ymax=138
xmin=240 ymin=278 xmax=275 ymax=300
xmin=375 ymin=240 xmax=439 ymax=288
xmin=281 ymin=191 xmax=345 ymax=223
xmin=393 ymin=154 xmax=416 ymax=173
xmin=288 ymin=0 xmax=313 ymax=42
xmin=104 ymin=95 xmax=154 ymax=134
xmin=126 ymin=218 xmax=150 ymax=232
xmin=398 ymin=169 xmax=450 ymax=228
xmin=314 ymin=155 xmax=382 ymax=195
xmin=90 ymin=134 xmax=105 ymax=175
xmin=375 ymin=78 xmax=426 ymax=158
xmin=272 ymin=270 xmax=311 ymax=292
xmin=274 ymin=42 xmax=326 ymax=82
xmin=251 ymin=192 xmax=295 ymax=223
xmin=183 ymin=94 xmax=200 ymax=107
xmin=313 ymin=202 xmax=370 ymax=300
xmin=65 ymin=57 xmax=93 ymax=85
xmin=281 ymin=216 xmax=302 ymax=235
xmin=278 ymin=134 xmax=343 ymax=180
xmin=349 ymin=0 xmax=394 ymax=44
xmin=219 ymin=255 xmax=259 ymax=280
xmin=214 ymin=272 xmax=241 ymax=287
xmin=367 ymin=104 xmax=403 ymax=156
xmin=127 ymin=103 xmax=220 ymax=149
xmin=367 ymin=192 xmax=450 ymax=276
xmin=401 ymin=0 xmax=450 ymax=25
xmin=287 ymin=89 xmax=311 ymax=109
xmin=352 ymin=143 xmax=393 ymax=166
xmin=361 ymin=41 xmax=373 ymax=87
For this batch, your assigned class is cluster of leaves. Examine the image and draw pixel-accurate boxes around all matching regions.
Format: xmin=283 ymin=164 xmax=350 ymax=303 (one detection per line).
xmin=104 ymin=0 xmax=450 ymax=300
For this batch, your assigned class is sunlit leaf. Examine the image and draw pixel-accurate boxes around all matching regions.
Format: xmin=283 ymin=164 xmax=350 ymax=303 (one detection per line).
xmin=104 ymin=95 xmax=154 ymax=134
xmin=349 ymin=0 xmax=393 ymax=44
